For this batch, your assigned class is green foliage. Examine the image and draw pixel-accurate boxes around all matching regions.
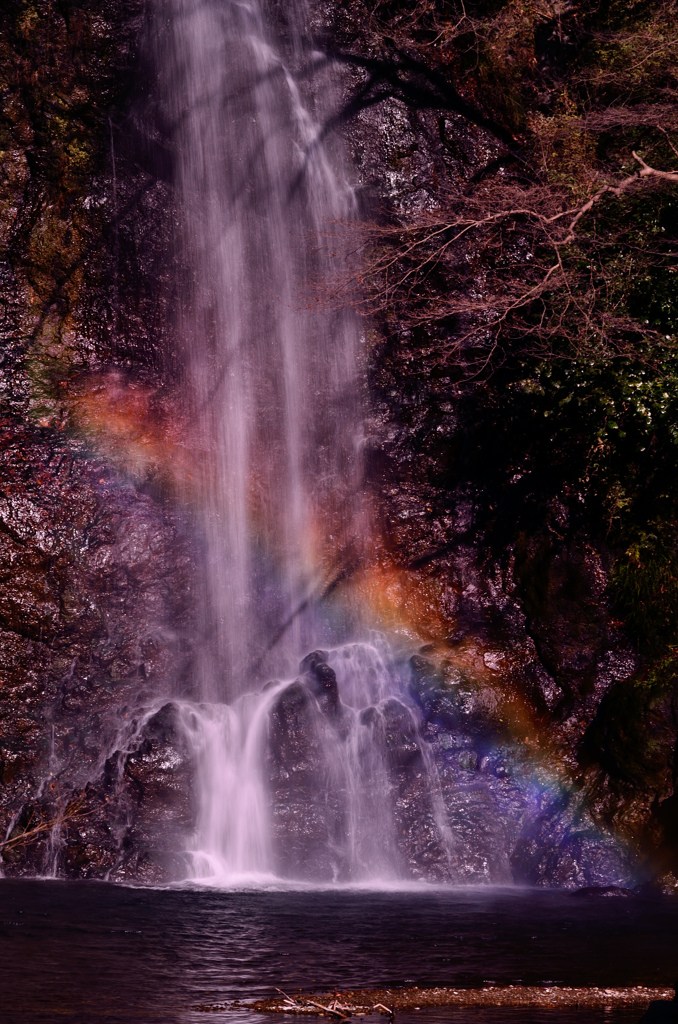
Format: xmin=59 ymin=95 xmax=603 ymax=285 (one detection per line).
xmin=506 ymin=351 xmax=678 ymax=646
xmin=583 ymin=655 xmax=675 ymax=789
xmin=614 ymin=538 xmax=678 ymax=654
xmin=0 ymin=0 xmax=147 ymax=414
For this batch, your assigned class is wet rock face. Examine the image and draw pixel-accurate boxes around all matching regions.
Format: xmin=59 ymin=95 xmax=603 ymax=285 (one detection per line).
xmin=510 ymin=810 xmax=633 ymax=890
xmin=0 ymin=0 xmax=174 ymax=404
xmin=4 ymin=701 xmax=196 ymax=882
xmin=409 ymin=656 xmax=636 ymax=888
xmin=267 ymin=672 xmax=346 ymax=881
xmin=512 ymin=532 xmax=639 ymax=730
xmin=0 ymin=0 xmax=201 ymax=880
xmin=0 ymin=418 xmax=197 ymax=879
xmin=300 ymin=650 xmax=342 ymax=719
xmin=100 ymin=702 xmax=196 ymax=884
xmin=264 ymin=652 xmax=634 ymax=887
xmin=376 ymin=694 xmax=453 ymax=882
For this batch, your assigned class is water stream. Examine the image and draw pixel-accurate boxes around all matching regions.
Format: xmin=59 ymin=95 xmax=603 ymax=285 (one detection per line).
xmin=151 ymin=0 xmax=444 ymax=884
xmin=156 ymin=0 xmax=365 ymax=691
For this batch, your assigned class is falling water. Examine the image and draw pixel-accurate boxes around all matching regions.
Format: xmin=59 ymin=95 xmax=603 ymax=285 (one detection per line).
xmin=150 ymin=0 xmax=456 ymax=883
xmin=155 ymin=0 xmax=365 ymax=695
xmin=174 ymin=641 xmax=456 ymax=884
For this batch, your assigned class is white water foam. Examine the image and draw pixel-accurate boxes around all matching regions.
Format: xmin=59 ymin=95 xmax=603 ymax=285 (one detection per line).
xmin=171 ymin=640 xmax=456 ymax=885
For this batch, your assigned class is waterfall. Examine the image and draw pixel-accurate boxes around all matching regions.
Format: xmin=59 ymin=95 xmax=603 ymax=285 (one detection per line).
xmin=150 ymin=0 xmax=456 ymax=884
xmin=174 ymin=641 xmax=456 ymax=884
xmin=155 ymin=0 xmax=365 ymax=696
xmin=176 ymin=689 xmax=285 ymax=882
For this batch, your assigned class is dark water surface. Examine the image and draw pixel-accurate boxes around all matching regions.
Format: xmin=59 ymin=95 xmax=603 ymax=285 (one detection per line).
xmin=0 ymin=881 xmax=676 ymax=1024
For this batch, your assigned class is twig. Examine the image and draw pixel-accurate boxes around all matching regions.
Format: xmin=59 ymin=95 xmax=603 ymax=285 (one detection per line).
xmin=0 ymin=793 xmax=89 ymax=854
xmin=276 ymin=989 xmax=300 ymax=1005
xmin=307 ymin=1000 xmax=349 ymax=1019
xmin=341 ymin=151 xmax=678 ymax=368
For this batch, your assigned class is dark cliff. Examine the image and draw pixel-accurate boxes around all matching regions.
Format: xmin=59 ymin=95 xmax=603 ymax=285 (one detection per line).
xmin=0 ymin=0 xmax=198 ymax=879
xmin=0 ymin=0 xmax=676 ymax=888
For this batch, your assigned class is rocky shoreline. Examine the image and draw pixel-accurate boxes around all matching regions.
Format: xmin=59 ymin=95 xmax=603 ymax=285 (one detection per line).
xmin=196 ymin=986 xmax=675 ymax=1016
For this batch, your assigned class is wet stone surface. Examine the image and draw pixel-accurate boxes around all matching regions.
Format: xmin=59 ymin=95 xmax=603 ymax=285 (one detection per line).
xmin=263 ymin=651 xmax=635 ymax=887
xmin=0 ymin=416 xmax=197 ymax=880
